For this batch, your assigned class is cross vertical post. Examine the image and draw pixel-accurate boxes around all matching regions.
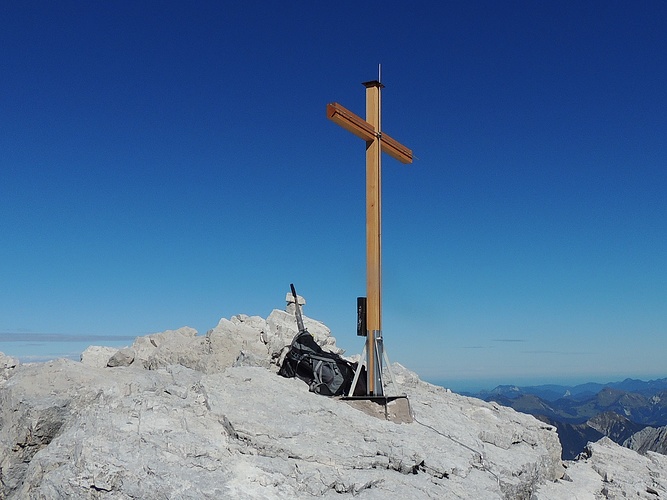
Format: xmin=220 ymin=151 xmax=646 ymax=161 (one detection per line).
xmin=327 ymin=79 xmax=413 ymax=397
xmin=364 ymin=81 xmax=382 ymax=395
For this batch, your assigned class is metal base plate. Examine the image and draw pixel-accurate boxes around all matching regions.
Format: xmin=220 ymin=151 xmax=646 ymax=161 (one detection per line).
xmin=340 ymin=395 xmax=412 ymax=423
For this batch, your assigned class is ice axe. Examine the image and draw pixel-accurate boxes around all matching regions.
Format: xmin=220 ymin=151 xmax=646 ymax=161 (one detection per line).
xmin=290 ymin=283 xmax=307 ymax=335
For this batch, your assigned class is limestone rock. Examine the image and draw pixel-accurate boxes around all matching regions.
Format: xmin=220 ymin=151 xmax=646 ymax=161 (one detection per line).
xmin=232 ymin=350 xmax=271 ymax=369
xmin=624 ymin=425 xmax=667 ymax=455
xmin=0 ymin=351 xmax=19 ymax=381
xmin=1 ymin=299 xmax=665 ymax=499
xmin=131 ymin=326 xmax=202 ymax=370
xmin=80 ymin=346 xmax=118 ymax=368
xmin=117 ymin=302 xmax=342 ymax=376
xmin=201 ymin=315 xmax=269 ymax=372
xmin=285 ymin=291 xmax=306 ymax=315
xmin=0 ymin=357 xmax=569 ymax=499
xmin=534 ymin=437 xmax=667 ymax=499
xmin=106 ymin=347 xmax=135 ymax=367
xmin=390 ymin=362 xmax=420 ymax=388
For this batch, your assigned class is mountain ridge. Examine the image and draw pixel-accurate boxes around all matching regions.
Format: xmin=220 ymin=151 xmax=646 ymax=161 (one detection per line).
xmin=460 ymin=379 xmax=667 ymax=459
xmin=464 ymin=377 xmax=667 ymax=402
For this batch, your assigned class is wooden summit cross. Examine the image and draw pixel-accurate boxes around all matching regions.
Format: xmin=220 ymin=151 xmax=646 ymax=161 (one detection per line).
xmin=327 ymin=80 xmax=413 ymax=397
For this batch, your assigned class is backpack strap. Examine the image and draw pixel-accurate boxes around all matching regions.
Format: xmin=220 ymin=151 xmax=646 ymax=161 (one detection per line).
xmin=312 ymin=359 xmax=324 ymax=386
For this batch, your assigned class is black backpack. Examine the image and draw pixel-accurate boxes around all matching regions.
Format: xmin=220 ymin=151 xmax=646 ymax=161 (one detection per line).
xmin=278 ymin=330 xmax=364 ymax=396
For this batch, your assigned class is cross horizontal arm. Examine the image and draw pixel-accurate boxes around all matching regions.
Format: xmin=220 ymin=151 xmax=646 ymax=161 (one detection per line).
xmin=327 ymin=102 xmax=375 ymax=141
xmin=327 ymin=103 xmax=413 ymax=164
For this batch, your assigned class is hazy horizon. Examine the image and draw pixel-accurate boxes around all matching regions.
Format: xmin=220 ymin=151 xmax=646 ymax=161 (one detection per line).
xmin=3 ymin=332 xmax=664 ymax=395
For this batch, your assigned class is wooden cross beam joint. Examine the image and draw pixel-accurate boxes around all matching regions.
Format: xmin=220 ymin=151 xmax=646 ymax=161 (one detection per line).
xmin=326 ymin=102 xmax=413 ymax=164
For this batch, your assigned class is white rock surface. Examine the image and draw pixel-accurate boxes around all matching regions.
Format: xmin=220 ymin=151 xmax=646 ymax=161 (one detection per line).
xmin=0 ymin=351 xmax=19 ymax=381
xmin=1 ymin=359 xmax=563 ymax=499
xmin=1 ymin=300 xmax=665 ymax=499
xmin=624 ymin=425 xmax=667 ymax=455
xmin=534 ymin=437 xmax=667 ymax=499
xmin=106 ymin=347 xmax=135 ymax=367
xmin=80 ymin=346 xmax=118 ymax=368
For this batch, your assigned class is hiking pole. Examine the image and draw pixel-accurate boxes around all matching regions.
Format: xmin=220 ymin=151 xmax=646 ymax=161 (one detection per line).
xmin=290 ymin=283 xmax=307 ymax=334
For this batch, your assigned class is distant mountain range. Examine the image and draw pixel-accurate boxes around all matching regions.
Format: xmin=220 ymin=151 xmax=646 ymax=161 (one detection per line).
xmin=467 ymin=377 xmax=667 ymax=403
xmin=459 ymin=378 xmax=667 ymax=459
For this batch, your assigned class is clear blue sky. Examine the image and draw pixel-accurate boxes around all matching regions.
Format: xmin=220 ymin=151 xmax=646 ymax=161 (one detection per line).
xmin=1 ymin=2 xmax=665 ymax=391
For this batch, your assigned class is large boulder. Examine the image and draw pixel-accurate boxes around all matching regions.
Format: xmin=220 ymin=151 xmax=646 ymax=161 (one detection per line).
xmin=131 ymin=326 xmax=203 ymax=370
xmin=106 ymin=347 xmax=136 ymax=368
xmin=200 ymin=314 xmax=271 ymax=372
xmin=104 ymin=294 xmax=343 ymax=375
xmin=534 ymin=437 xmax=667 ymax=498
xmin=80 ymin=346 xmax=118 ymax=368
xmin=0 ymin=351 xmax=19 ymax=381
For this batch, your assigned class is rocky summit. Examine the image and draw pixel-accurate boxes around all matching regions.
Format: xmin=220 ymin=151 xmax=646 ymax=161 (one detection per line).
xmin=1 ymin=295 xmax=666 ymax=499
